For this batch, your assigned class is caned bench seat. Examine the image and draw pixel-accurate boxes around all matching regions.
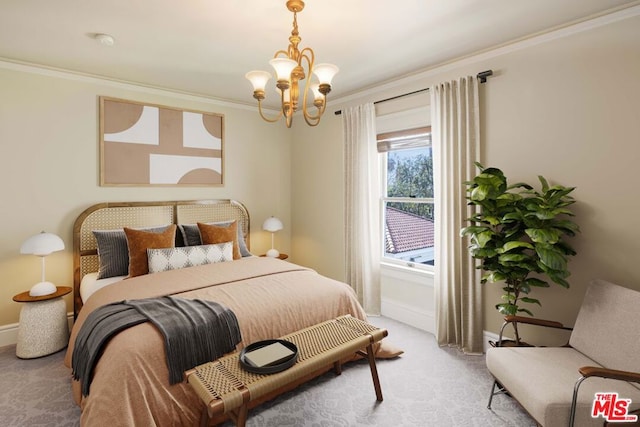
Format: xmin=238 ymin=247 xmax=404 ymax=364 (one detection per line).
xmin=185 ymin=315 xmax=388 ymax=427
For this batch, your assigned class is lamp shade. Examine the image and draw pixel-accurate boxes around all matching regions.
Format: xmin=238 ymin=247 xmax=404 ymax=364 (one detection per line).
xmin=245 ymin=70 xmax=272 ymax=92
xmin=269 ymin=58 xmax=297 ymax=82
xmin=262 ymin=217 xmax=283 ymax=233
xmin=310 ymin=83 xmax=323 ymax=101
xmin=313 ymin=63 xmax=339 ymax=85
xmin=21 ymin=231 xmax=64 ymax=297
xmin=20 ymin=232 xmax=65 ymax=256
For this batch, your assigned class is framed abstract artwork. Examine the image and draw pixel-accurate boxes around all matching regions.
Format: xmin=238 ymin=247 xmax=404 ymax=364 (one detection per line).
xmin=99 ymin=97 xmax=224 ymax=186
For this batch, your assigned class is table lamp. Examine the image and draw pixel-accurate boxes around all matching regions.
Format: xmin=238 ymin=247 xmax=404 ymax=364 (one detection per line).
xmin=20 ymin=231 xmax=65 ymax=297
xmin=262 ymin=217 xmax=283 ymax=258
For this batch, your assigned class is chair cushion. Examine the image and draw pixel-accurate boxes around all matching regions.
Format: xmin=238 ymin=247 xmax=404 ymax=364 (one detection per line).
xmin=569 ymin=279 xmax=640 ymax=373
xmin=486 ymin=346 xmax=640 ymax=427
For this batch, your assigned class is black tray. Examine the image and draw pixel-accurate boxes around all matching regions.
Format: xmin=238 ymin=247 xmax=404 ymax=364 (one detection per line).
xmin=239 ymin=339 xmax=298 ymax=374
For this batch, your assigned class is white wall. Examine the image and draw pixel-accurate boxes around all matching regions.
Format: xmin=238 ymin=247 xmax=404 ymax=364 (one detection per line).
xmin=292 ymin=12 xmax=640 ymax=338
xmin=0 ymin=64 xmax=293 ymax=327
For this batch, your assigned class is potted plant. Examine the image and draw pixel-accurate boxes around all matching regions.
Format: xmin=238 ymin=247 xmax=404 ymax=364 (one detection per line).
xmin=460 ymin=163 xmax=580 ymax=345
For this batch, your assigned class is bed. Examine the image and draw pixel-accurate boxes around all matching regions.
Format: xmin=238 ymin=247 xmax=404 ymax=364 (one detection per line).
xmin=64 ymin=199 xmax=400 ymax=426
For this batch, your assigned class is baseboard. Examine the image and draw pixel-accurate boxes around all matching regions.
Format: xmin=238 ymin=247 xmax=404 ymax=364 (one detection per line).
xmin=0 ymin=313 xmax=74 ymax=348
xmin=381 ymin=298 xmax=435 ymax=334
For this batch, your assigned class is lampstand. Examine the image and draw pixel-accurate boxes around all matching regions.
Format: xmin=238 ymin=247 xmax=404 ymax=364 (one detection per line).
xmin=20 ymin=231 xmax=65 ymax=297
xmin=262 ymin=217 xmax=284 ymax=258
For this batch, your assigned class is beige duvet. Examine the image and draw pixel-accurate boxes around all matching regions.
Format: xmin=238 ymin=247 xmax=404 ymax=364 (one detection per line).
xmin=65 ymin=257 xmax=398 ymax=426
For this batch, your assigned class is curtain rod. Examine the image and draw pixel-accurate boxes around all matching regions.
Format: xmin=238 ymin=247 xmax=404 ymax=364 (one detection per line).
xmin=334 ymin=69 xmax=493 ymax=116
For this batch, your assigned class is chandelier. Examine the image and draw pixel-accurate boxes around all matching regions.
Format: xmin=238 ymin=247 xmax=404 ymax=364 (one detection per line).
xmin=245 ymin=0 xmax=339 ymax=128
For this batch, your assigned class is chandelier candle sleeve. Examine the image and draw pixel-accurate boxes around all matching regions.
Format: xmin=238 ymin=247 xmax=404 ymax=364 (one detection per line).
xmin=245 ymin=0 xmax=338 ymax=127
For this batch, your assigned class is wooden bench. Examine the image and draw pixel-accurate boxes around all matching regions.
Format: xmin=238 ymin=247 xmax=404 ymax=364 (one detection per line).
xmin=185 ymin=315 xmax=388 ymax=427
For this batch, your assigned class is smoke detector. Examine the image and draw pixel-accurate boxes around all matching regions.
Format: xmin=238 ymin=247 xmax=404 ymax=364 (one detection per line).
xmin=94 ymin=33 xmax=115 ymax=46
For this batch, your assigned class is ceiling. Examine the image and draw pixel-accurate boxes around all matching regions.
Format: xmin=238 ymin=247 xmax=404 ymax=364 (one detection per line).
xmin=1 ymin=0 xmax=638 ymax=108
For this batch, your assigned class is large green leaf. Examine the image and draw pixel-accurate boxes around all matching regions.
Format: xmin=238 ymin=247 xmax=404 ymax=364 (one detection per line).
xmin=502 ymin=212 xmax=523 ymax=221
xmin=523 ymin=277 xmax=549 ymax=287
xmin=536 ymin=246 xmax=567 ymax=271
xmin=507 ymin=182 xmax=533 ymax=190
xmin=499 ymin=253 xmax=530 ymax=263
xmin=551 ymin=220 xmax=580 ymax=235
xmin=484 ymin=216 xmax=502 ymax=226
xmin=517 ymin=307 xmax=535 ymax=316
xmin=538 ymin=175 xmax=550 ymax=192
xmin=533 ymin=210 xmax=557 ymax=220
xmin=486 ymin=272 xmax=507 ymax=282
xmin=500 ymin=241 xmax=534 ymax=252
xmin=548 ymin=274 xmax=571 ymax=288
xmin=496 ymin=303 xmax=518 ymax=316
xmin=473 ymin=230 xmax=494 ymax=248
xmin=460 ymin=225 xmax=489 ymax=237
xmin=525 ymin=228 xmax=560 ymax=244
xmin=470 ymin=185 xmax=491 ymax=201
xmin=555 ymin=240 xmax=577 ymax=256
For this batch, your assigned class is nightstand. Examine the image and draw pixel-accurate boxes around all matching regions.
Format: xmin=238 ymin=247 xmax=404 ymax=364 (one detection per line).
xmin=260 ymin=253 xmax=289 ymax=260
xmin=12 ymin=286 xmax=71 ymax=358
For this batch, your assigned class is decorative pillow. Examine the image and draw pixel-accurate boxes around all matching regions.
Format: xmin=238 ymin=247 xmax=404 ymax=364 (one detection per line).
xmin=178 ymin=223 xmax=204 ymax=247
xmin=147 ymin=242 xmax=233 ymax=273
xmin=94 ymin=225 xmax=170 ymax=279
xmin=124 ymin=225 xmax=177 ymax=277
xmin=178 ymin=222 xmax=252 ymax=257
xmin=197 ymin=222 xmax=241 ymax=260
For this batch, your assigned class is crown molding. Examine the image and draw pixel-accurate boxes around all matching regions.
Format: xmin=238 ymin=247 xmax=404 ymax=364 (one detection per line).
xmin=332 ymin=3 xmax=640 ymax=107
xmin=0 ymin=58 xmax=264 ymax=111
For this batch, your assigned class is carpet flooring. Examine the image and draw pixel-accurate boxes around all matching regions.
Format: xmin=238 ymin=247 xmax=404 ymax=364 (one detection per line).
xmin=0 ymin=316 xmax=535 ymax=426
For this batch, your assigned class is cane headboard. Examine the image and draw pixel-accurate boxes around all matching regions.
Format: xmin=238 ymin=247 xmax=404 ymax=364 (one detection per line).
xmin=72 ymin=199 xmax=250 ymax=315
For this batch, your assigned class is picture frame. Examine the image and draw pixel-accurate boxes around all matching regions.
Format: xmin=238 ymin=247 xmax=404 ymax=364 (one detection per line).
xmin=99 ymin=97 xmax=224 ymax=186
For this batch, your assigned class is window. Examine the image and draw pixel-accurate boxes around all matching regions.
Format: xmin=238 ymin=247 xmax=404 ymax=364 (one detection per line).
xmin=378 ymin=126 xmax=434 ymax=269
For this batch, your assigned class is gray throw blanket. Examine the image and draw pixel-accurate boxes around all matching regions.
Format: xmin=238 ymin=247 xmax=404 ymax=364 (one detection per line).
xmin=72 ymin=296 xmax=241 ymax=396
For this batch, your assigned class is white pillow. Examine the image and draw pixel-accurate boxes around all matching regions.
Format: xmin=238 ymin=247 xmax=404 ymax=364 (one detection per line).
xmin=147 ymin=242 xmax=233 ymax=273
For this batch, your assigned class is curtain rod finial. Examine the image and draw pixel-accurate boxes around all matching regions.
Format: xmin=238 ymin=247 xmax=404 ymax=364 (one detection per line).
xmin=477 ymin=70 xmax=493 ymax=83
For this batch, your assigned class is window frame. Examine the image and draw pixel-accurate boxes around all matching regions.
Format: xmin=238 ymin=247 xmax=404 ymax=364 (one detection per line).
xmin=378 ymin=126 xmax=434 ymax=271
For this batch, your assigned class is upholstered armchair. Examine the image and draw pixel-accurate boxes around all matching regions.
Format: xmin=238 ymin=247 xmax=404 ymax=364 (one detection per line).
xmin=486 ymin=279 xmax=640 ymax=427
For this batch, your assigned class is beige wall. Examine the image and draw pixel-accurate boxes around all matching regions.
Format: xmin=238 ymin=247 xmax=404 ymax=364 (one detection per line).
xmin=290 ymin=115 xmax=345 ymax=281
xmin=292 ymin=14 xmax=640 ymax=336
xmin=2 ymin=11 xmax=638 ymax=340
xmin=0 ymin=65 xmax=293 ymax=326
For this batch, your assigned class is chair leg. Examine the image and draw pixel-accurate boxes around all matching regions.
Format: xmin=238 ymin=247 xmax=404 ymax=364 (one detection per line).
xmin=569 ymin=376 xmax=587 ymax=427
xmin=365 ymin=343 xmax=384 ymax=402
xmin=487 ymin=380 xmax=509 ymax=409
xmin=487 ymin=380 xmax=498 ymax=409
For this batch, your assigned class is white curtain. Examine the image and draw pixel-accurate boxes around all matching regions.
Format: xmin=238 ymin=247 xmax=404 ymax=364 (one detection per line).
xmin=431 ymin=77 xmax=483 ymax=354
xmin=342 ymin=103 xmax=381 ymax=315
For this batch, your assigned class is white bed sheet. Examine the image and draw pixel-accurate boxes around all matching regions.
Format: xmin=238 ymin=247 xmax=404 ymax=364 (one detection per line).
xmin=80 ymin=272 xmax=126 ymax=303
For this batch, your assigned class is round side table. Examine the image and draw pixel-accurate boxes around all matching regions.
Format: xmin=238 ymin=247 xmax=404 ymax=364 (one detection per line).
xmin=259 ymin=253 xmax=289 ymax=260
xmin=12 ymin=286 xmax=71 ymax=359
